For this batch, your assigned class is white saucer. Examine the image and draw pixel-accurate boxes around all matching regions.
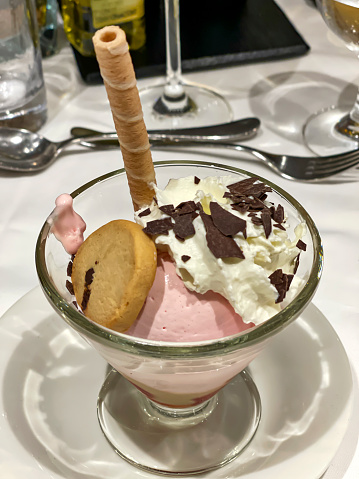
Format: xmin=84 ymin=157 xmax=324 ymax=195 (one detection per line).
xmin=0 ymin=287 xmax=353 ymax=479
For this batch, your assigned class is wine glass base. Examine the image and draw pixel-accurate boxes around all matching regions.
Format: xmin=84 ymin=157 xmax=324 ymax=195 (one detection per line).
xmin=303 ymin=105 xmax=358 ymax=156
xmin=139 ymin=82 xmax=233 ymax=130
xmin=97 ymin=368 xmax=261 ymax=475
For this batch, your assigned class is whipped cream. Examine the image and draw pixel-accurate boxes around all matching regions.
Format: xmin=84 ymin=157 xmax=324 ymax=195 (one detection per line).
xmin=135 ymin=176 xmax=306 ymax=325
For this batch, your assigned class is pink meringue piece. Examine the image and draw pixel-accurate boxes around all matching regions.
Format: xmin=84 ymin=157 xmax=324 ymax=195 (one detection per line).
xmin=49 ymin=194 xmax=86 ymax=254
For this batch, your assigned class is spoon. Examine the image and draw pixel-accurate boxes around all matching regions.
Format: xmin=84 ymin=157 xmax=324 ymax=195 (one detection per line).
xmin=0 ymin=118 xmax=260 ymax=173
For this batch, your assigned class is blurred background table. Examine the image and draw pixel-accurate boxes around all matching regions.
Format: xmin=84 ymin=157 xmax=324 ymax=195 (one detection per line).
xmin=0 ymin=0 xmax=358 ymax=477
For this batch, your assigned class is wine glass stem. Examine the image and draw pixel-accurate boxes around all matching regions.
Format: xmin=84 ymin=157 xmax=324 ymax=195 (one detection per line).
xmin=334 ymin=86 xmax=359 ymax=138
xmin=164 ymin=0 xmax=185 ymax=99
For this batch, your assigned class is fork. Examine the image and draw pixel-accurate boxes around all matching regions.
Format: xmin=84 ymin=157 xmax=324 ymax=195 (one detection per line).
xmin=74 ymin=129 xmax=359 ymax=182
xmin=148 ymin=138 xmax=359 ymax=181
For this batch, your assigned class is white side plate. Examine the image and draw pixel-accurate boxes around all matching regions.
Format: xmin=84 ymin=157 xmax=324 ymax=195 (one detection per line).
xmin=0 ymin=287 xmax=353 ymax=479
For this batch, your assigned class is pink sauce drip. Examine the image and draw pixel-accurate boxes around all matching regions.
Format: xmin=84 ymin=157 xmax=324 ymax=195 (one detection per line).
xmin=50 ymin=194 xmax=86 ymax=254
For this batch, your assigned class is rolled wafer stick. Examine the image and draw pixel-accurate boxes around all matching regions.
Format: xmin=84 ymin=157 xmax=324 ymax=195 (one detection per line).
xmin=92 ymin=26 xmax=156 ymax=210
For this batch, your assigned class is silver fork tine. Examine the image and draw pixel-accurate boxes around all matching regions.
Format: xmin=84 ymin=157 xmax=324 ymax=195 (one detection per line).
xmin=311 ymin=154 xmax=359 ymax=175
xmin=327 ymin=157 xmax=359 ymax=175
xmin=150 ymin=140 xmax=359 ymax=181
xmin=310 ymin=149 xmax=359 ymax=169
xmin=307 ymin=161 xmax=359 ymax=179
xmin=214 ymin=142 xmax=359 ymax=180
xmin=244 ymin=145 xmax=359 ymax=180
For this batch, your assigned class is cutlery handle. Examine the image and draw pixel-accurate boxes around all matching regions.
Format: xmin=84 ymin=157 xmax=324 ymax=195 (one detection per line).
xmin=70 ymin=117 xmax=260 ymax=148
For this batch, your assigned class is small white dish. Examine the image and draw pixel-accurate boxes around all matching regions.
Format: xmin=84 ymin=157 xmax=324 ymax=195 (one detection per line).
xmin=0 ymin=287 xmax=352 ymax=479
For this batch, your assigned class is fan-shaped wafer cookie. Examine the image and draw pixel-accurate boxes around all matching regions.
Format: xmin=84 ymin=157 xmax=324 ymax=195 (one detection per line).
xmin=71 ymin=220 xmax=157 ymax=332
xmin=92 ymin=26 xmax=156 ymax=210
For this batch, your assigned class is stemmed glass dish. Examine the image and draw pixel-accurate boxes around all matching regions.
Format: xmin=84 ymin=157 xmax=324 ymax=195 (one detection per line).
xmin=36 ymin=161 xmax=322 ymax=475
xmin=303 ymin=0 xmax=359 ymax=155
xmin=139 ymin=0 xmax=233 ymax=129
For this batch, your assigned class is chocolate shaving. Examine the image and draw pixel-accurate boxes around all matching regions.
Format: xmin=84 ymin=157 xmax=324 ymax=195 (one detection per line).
xmin=175 ymin=201 xmax=197 ymax=216
xmin=272 ymin=204 xmax=284 ymax=224
xmin=225 ymin=195 xmax=270 ymax=215
xmin=210 ymin=202 xmax=247 ymax=238
xmin=196 ymin=202 xmax=204 ymax=213
xmin=296 ymin=239 xmax=307 ymax=251
xmin=160 ymin=204 xmax=177 ymax=217
xmin=227 ymin=178 xmax=272 ymax=198
xmin=287 ymin=274 xmax=294 ymax=289
xmin=227 ymin=177 xmax=258 ymax=195
xmin=276 ymin=289 xmax=286 ymax=303
xmin=67 ymin=261 xmax=73 ymax=277
xmin=247 ymin=197 xmax=267 ymax=211
xmin=268 ymin=269 xmax=294 ymax=303
xmin=143 ymin=217 xmax=173 ymax=235
xmin=293 ymin=254 xmax=300 ymax=274
xmin=245 ymin=183 xmax=272 ymax=197
xmin=273 ymin=223 xmax=286 ymax=231
xmin=138 ymin=208 xmax=151 ymax=217
xmin=261 ymin=210 xmax=272 ymax=238
xmin=225 ymin=179 xmax=273 ymax=226
xmin=194 ymin=176 xmax=200 ymax=184
xmin=251 ymin=216 xmax=262 ymax=226
xmin=200 ymin=212 xmax=245 ymax=259
xmin=66 ymin=280 xmax=74 ymax=295
xmin=182 ymin=255 xmax=191 ymax=262
xmin=268 ymin=269 xmax=283 ymax=285
xmin=173 ymin=214 xmax=195 ymax=240
xmin=231 ymin=204 xmax=249 ymax=214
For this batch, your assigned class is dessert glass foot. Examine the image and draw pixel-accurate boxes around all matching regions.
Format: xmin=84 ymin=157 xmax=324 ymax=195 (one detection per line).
xmin=36 ymin=160 xmax=322 ymax=475
xmin=97 ymin=368 xmax=261 ymax=474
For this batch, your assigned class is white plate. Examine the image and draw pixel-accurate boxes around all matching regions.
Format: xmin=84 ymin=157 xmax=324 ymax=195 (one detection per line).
xmin=0 ymin=287 xmax=353 ymax=479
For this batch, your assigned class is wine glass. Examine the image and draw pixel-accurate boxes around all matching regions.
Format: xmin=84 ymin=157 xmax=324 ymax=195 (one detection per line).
xmin=139 ymin=0 xmax=233 ymax=129
xmin=303 ymin=0 xmax=359 ymax=155
xmin=36 ymin=161 xmax=322 ymax=475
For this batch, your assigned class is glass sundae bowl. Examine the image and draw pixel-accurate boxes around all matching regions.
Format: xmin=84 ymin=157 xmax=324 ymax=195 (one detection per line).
xmin=35 ymin=160 xmax=323 ymax=475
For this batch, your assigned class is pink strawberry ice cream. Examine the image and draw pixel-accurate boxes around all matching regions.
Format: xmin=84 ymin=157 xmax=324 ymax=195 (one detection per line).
xmin=126 ymin=254 xmax=253 ymax=342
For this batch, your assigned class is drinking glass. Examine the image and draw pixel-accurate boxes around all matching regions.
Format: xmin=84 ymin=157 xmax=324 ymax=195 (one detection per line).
xmin=36 ymin=161 xmax=322 ymax=475
xmin=303 ymin=0 xmax=359 ymax=155
xmin=139 ymin=0 xmax=233 ymax=129
xmin=0 ymin=0 xmax=47 ymax=131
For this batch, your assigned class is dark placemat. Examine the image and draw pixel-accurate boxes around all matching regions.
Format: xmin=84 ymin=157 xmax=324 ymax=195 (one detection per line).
xmin=73 ymin=0 xmax=310 ymax=84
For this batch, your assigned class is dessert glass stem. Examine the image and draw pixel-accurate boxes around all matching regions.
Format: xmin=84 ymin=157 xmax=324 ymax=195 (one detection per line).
xmin=141 ymin=394 xmax=218 ymax=427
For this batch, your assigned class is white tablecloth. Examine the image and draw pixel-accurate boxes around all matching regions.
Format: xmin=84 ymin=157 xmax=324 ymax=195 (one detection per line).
xmin=0 ymin=0 xmax=358 ymax=477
